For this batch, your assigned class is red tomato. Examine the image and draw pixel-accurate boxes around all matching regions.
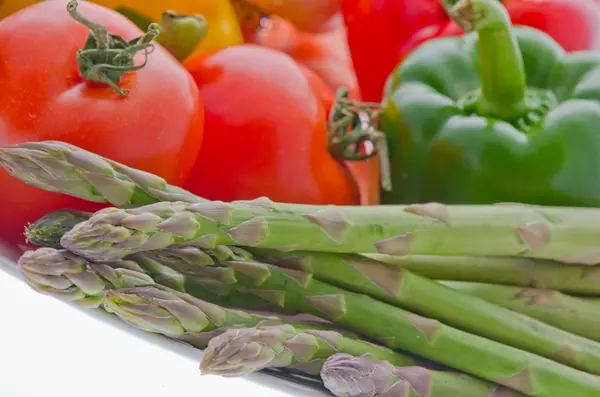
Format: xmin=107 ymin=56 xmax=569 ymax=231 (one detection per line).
xmin=0 ymin=0 xmax=204 ymax=245
xmin=183 ymin=44 xmax=360 ymax=205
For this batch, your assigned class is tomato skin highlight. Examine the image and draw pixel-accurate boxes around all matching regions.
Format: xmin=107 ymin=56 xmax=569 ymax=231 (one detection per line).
xmin=0 ymin=0 xmax=204 ymax=245
xmin=183 ymin=45 xmax=360 ymax=206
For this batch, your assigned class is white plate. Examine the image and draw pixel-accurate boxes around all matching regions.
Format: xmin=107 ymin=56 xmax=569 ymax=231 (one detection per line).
xmin=0 ymin=240 xmax=328 ymax=397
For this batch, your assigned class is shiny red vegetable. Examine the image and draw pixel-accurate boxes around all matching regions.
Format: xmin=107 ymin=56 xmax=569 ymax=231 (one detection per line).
xmin=343 ymin=0 xmax=600 ymax=103
xmin=183 ymin=45 xmax=360 ymax=206
xmin=0 ymin=0 xmax=204 ymax=245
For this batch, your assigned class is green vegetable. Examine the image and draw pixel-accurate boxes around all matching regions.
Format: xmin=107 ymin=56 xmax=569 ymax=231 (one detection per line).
xmin=59 ymin=199 xmax=600 ymax=265
xmin=380 ymin=0 xmax=600 ymax=207
xmin=200 ymin=323 xmax=416 ymax=377
xmin=103 ymin=284 xmax=271 ymax=347
xmin=321 ymin=353 xmax=523 ymax=397
xmin=194 ymin=258 xmax=600 ymax=396
xmin=18 ymin=247 xmax=153 ymax=308
xmin=251 ymin=248 xmax=600 ymax=370
xmin=368 ymin=254 xmax=600 ymax=296
xmin=440 ymin=281 xmax=600 ymax=342
xmin=17 ymin=246 xmax=275 ymax=311
xmin=0 ymin=141 xmax=204 ymax=206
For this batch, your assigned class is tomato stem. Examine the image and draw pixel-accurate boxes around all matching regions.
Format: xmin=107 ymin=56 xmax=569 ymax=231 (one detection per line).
xmin=327 ymin=88 xmax=392 ymax=192
xmin=67 ymin=0 xmax=160 ymax=96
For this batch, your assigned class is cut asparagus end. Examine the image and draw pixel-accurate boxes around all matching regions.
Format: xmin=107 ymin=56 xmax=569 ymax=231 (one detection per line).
xmin=25 ymin=209 xmax=91 ymax=248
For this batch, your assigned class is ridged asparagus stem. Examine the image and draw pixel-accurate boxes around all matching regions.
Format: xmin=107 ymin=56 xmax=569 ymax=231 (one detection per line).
xmin=440 ymin=281 xmax=600 ymax=342
xmin=368 ymin=254 xmax=600 ymax=295
xmin=0 ymin=141 xmax=205 ymax=206
xmin=250 ymin=248 xmax=600 ymax=371
xmin=200 ymin=323 xmax=417 ymax=377
xmin=59 ymin=199 xmax=600 ymax=265
xmin=103 ymin=285 xmax=275 ymax=348
xmin=191 ymin=258 xmax=600 ymax=396
xmin=321 ymin=353 xmax=523 ymax=397
xmin=17 ymin=247 xmax=276 ymax=311
xmin=18 ymin=248 xmax=154 ymax=308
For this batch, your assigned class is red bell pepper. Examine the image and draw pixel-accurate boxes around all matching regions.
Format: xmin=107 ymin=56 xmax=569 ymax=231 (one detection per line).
xmin=341 ymin=0 xmax=446 ymax=102
xmin=343 ymin=0 xmax=600 ymax=103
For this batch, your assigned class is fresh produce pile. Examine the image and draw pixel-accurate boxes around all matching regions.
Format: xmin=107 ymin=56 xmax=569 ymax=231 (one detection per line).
xmin=4 ymin=0 xmax=600 ymax=397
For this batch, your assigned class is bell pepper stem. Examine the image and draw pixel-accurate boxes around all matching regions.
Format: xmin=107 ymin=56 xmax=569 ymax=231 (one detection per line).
xmin=449 ymin=0 xmax=527 ymax=121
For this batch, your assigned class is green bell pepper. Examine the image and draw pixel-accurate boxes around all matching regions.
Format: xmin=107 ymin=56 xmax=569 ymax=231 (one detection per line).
xmin=380 ymin=0 xmax=600 ymax=206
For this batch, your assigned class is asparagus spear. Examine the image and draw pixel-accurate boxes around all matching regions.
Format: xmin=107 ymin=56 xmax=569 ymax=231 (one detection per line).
xmin=250 ymin=248 xmax=600 ymax=370
xmin=17 ymin=247 xmax=276 ymax=311
xmin=57 ymin=197 xmax=600 ymax=264
xmin=0 ymin=141 xmax=204 ymax=206
xmin=200 ymin=323 xmax=417 ymax=377
xmin=102 ymin=284 xmax=277 ymax=348
xmin=18 ymin=247 xmax=154 ymax=308
xmin=200 ymin=325 xmax=526 ymax=397
xmin=193 ymin=258 xmax=600 ymax=396
xmin=367 ymin=254 xmax=600 ymax=295
xmin=439 ymin=281 xmax=600 ymax=342
xmin=320 ymin=353 xmax=522 ymax=397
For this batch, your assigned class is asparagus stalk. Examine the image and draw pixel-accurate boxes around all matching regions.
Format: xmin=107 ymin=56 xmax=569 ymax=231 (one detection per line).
xmin=200 ymin=323 xmax=417 ymax=377
xmin=18 ymin=247 xmax=154 ymax=308
xmin=439 ymin=281 xmax=600 ymax=342
xmin=192 ymin=258 xmax=600 ymax=396
xmin=57 ymin=198 xmax=600 ymax=265
xmin=250 ymin=248 xmax=600 ymax=370
xmin=320 ymin=353 xmax=522 ymax=397
xmin=0 ymin=141 xmax=205 ymax=206
xmin=17 ymin=247 xmax=276 ymax=311
xmin=367 ymin=254 xmax=600 ymax=295
xmin=102 ymin=284 xmax=279 ymax=348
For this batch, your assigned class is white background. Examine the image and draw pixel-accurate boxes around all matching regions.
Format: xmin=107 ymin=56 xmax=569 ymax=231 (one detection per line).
xmin=0 ymin=240 xmax=326 ymax=397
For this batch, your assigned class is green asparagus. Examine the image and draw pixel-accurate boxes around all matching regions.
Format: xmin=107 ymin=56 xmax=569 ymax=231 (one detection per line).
xmin=195 ymin=258 xmax=600 ymax=396
xmin=320 ymin=353 xmax=523 ymax=397
xmin=17 ymin=246 xmax=276 ymax=311
xmin=102 ymin=284 xmax=273 ymax=347
xmin=440 ymin=281 xmax=600 ymax=342
xmin=0 ymin=141 xmax=204 ymax=206
xmin=57 ymin=198 xmax=600 ymax=265
xmin=200 ymin=323 xmax=416 ymax=377
xmin=250 ymin=248 xmax=600 ymax=370
xmin=18 ymin=247 xmax=154 ymax=308
xmin=368 ymin=254 xmax=600 ymax=295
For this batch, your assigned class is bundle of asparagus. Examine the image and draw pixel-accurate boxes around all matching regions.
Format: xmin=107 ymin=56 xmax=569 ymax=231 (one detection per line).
xmin=7 ymin=140 xmax=600 ymax=397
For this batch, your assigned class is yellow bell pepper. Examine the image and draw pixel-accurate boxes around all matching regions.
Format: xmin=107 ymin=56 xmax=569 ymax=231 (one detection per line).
xmin=1 ymin=0 xmax=243 ymax=55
